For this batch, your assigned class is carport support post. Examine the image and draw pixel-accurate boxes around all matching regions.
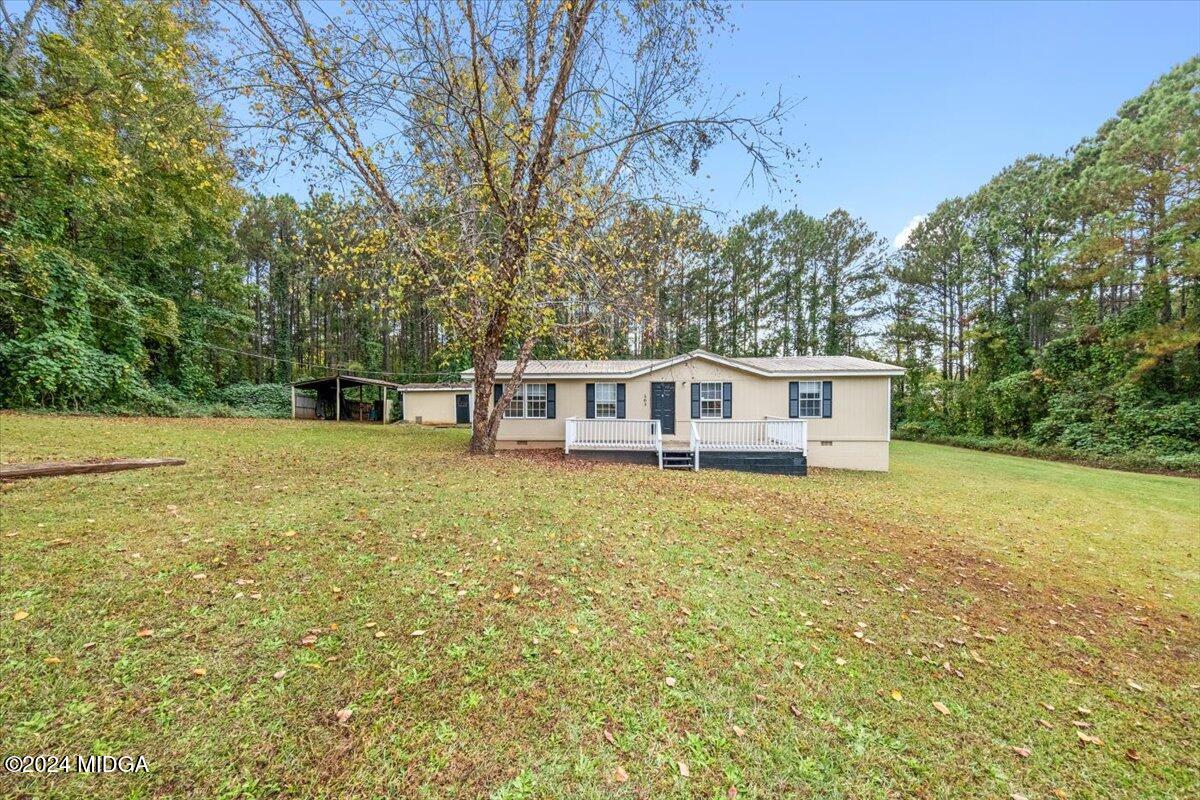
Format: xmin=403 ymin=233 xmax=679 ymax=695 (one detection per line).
xmin=291 ymin=386 xmax=296 ymax=419
xmin=335 ymin=375 xmax=340 ymax=421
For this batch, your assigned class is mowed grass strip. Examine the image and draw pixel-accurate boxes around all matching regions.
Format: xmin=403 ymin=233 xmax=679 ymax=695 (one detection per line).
xmin=1 ymin=414 xmax=1196 ymax=799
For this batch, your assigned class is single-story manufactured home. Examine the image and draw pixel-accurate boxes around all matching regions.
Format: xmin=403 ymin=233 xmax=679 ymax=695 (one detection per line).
xmin=403 ymin=350 xmax=902 ymax=473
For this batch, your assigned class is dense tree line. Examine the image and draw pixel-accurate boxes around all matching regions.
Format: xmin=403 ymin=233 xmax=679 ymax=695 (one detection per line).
xmin=574 ymin=205 xmax=888 ymax=361
xmin=234 ymin=194 xmax=448 ymax=384
xmin=883 ymin=59 xmax=1198 ymax=470
xmin=1 ymin=0 xmax=244 ymax=412
xmin=0 ymin=1 xmax=453 ymax=416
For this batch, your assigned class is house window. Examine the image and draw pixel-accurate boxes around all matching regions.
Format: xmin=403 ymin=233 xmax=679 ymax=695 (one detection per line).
xmin=505 ymin=383 xmax=548 ymax=418
xmin=594 ymin=382 xmax=618 ymax=418
xmin=797 ymin=381 xmax=822 ymax=417
xmin=699 ymin=382 xmax=724 ymax=418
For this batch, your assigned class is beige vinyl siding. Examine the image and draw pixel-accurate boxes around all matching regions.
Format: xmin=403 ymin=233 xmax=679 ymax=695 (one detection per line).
xmin=492 ymin=359 xmax=893 ymax=470
xmin=402 ymin=390 xmax=461 ymax=424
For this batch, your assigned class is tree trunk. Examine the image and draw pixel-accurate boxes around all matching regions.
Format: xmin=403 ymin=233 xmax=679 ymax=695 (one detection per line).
xmin=468 ymin=323 xmax=538 ymax=455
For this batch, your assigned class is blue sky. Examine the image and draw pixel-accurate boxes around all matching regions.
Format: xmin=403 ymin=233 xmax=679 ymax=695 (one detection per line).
xmin=248 ymin=1 xmax=1199 ymax=247
xmin=682 ymin=0 xmax=1199 ymax=246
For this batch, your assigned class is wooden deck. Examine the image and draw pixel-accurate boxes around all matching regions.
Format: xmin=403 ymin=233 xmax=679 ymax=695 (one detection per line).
xmin=564 ymin=417 xmax=809 ymax=475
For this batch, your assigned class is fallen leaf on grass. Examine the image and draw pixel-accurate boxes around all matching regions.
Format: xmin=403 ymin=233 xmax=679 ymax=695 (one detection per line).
xmin=665 ymin=676 xmax=677 ymax=687
xmin=677 ymin=761 xmax=690 ymax=777
xmin=890 ymin=689 xmax=903 ymax=701
xmin=136 ymin=628 xmax=154 ymax=638
xmin=1012 ymin=746 xmax=1031 ymax=758
xmin=281 ymin=530 xmax=297 ymax=538
xmin=1125 ymin=748 xmax=1141 ymax=762
xmin=790 ymin=704 xmax=803 ymax=719
xmin=1052 ymin=790 xmax=1068 ymax=799
xmin=933 ymin=701 xmax=950 ymax=716
xmin=44 ymin=656 xmax=61 ymax=664
xmin=409 ymin=629 xmax=426 ymax=637
xmin=731 ymin=725 xmax=745 ymax=738
xmin=603 ymin=729 xmax=616 ymax=745
xmin=1126 ymin=679 xmax=1145 ymax=693
xmin=612 ymin=766 xmax=628 ymax=783
xmin=191 ymin=668 xmax=207 ymax=677
xmin=273 ymin=669 xmax=286 ymax=680
xmin=728 ymin=786 xmax=738 ymax=799
xmin=1011 ymin=794 xmax=1029 ymax=800
xmin=335 ymin=707 xmax=352 ymax=724
xmin=12 ymin=610 xmax=29 ymax=621
xmin=1077 ymin=731 xmax=1104 ymax=746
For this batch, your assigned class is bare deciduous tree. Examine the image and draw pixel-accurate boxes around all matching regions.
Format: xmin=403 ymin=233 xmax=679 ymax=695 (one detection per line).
xmin=221 ymin=0 xmax=794 ymax=452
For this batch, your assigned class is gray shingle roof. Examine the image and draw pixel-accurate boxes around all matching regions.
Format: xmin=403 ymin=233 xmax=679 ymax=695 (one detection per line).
xmin=465 ymin=350 xmax=902 ymax=378
xmin=735 ymin=355 xmax=903 ymax=373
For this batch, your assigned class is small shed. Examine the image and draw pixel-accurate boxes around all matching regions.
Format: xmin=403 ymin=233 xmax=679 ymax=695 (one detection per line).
xmin=291 ymin=374 xmax=401 ymax=423
xmin=397 ymin=382 xmax=474 ymax=425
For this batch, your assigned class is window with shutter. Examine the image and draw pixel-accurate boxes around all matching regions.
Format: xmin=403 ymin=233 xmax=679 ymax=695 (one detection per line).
xmin=594 ymin=382 xmax=617 ymax=418
xmin=699 ymin=382 xmax=723 ymax=418
xmin=793 ymin=381 xmax=821 ymax=417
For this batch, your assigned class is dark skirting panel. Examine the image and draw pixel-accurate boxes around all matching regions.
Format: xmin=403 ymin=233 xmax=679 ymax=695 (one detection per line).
xmin=565 ymin=449 xmax=807 ymax=476
xmin=565 ymin=450 xmax=660 ymax=466
xmin=698 ymin=451 xmax=807 ymax=476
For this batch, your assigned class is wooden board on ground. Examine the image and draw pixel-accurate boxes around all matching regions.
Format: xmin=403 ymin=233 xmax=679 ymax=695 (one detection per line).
xmin=0 ymin=458 xmax=186 ymax=481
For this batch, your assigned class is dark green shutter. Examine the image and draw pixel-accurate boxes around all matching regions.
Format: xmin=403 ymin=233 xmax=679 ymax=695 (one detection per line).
xmin=585 ymin=383 xmax=595 ymax=418
xmin=821 ymin=380 xmax=833 ymax=418
xmin=546 ymin=383 xmax=556 ymax=419
xmin=721 ymin=382 xmax=732 ymax=418
xmin=616 ymin=383 xmax=626 ymax=419
xmin=788 ymin=381 xmax=799 ymax=418
xmin=690 ymin=383 xmax=701 ymax=418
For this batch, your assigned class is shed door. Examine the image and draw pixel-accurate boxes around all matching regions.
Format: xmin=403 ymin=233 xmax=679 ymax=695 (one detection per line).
xmin=455 ymin=394 xmax=470 ymax=424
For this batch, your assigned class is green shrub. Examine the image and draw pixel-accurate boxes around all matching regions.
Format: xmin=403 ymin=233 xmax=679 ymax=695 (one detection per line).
xmin=986 ymin=371 xmax=1045 ymax=437
xmin=893 ymin=430 xmax=1200 ymax=477
xmin=208 ymin=403 xmax=237 ymax=418
xmin=214 ymin=383 xmax=292 ymax=418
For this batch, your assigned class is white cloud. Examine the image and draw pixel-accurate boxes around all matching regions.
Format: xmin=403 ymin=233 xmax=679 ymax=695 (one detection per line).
xmin=892 ymin=215 xmax=927 ymax=250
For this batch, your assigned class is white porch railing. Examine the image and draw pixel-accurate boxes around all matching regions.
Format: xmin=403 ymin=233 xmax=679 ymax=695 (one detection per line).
xmin=689 ymin=418 xmax=808 ymax=471
xmin=565 ymin=418 xmax=663 ymax=468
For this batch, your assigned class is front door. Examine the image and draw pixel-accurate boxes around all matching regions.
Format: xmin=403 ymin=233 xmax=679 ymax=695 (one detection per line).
xmin=455 ymin=394 xmax=470 ymax=424
xmin=651 ymin=382 xmax=675 ymax=435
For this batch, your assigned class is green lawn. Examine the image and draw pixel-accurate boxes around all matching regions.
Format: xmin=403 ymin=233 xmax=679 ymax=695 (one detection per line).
xmin=1 ymin=414 xmax=1197 ymax=799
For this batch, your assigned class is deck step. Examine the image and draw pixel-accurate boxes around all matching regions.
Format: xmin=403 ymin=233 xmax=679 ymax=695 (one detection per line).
xmin=661 ymin=450 xmax=695 ymax=470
